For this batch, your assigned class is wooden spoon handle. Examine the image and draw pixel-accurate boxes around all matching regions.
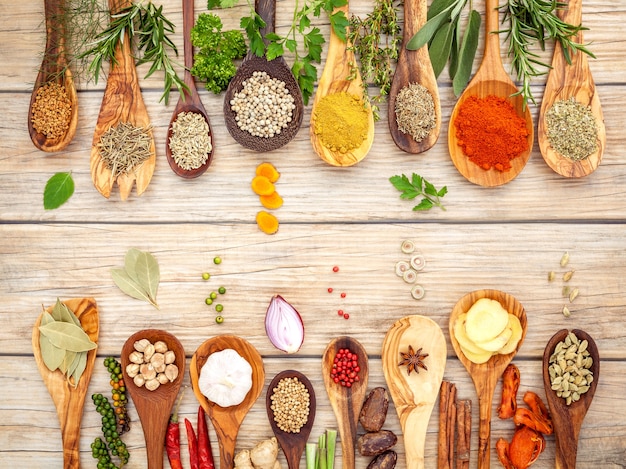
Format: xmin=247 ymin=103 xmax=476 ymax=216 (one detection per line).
xmin=256 ymin=0 xmax=276 ymax=36
xmin=57 ymin=385 xmax=87 ymax=468
xmin=182 ymin=0 xmax=196 ymax=89
xmin=476 ymin=380 xmax=498 ymax=469
xmin=43 ymin=0 xmax=68 ymax=74
xmin=480 ymin=0 xmax=509 ymax=81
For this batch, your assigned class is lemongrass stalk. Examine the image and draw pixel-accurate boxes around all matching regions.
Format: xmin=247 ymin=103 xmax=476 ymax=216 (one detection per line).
xmin=306 ymin=443 xmax=317 ymax=469
xmin=326 ymin=429 xmax=337 ymax=469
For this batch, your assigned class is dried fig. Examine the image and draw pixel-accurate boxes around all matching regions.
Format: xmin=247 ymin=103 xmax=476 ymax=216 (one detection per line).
xmin=357 ymin=430 xmax=397 ymax=457
xmin=367 ymin=450 xmax=397 ymax=469
xmin=360 ymin=387 xmax=389 ymax=432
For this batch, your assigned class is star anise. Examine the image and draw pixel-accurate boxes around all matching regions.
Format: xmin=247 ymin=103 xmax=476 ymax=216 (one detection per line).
xmin=398 ymin=345 xmax=429 ymax=375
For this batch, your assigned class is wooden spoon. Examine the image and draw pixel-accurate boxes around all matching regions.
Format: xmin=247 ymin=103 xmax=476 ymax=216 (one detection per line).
xmin=321 ymin=336 xmax=369 ymax=469
xmin=90 ymin=0 xmax=155 ymax=200
xmin=538 ymin=0 xmax=605 ymax=178
xmin=190 ymin=335 xmax=265 ymax=469
xmin=32 ymin=298 xmax=99 ymax=469
xmin=165 ymin=0 xmax=213 ymax=178
xmin=382 ymin=315 xmax=447 ymax=469
xmin=223 ymin=0 xmax=303 ymax=152
xmin=28 ymin=0 xmax=78 ymax=152
xmin=448 ymin=0 xmax=533 ymax=187
xmin=266 ymin=370 xmax=317 ymax=469
xmin=121 ymin=329 xmax=185 ymax=469
xmin=449 ymin=290 xmax=527 ymax=469
xmin=387 ymin=0 xmax=441 ymax=153
xmin=309 ymin=3 xmax=375 ymax=166
xmin=542 ymin=329 xmax=600 ymax=469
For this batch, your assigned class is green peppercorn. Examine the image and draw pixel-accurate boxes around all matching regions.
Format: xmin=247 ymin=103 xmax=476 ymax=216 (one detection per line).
xmin=205 ymin=297 xmax=213 ymax=305
xmin=202 ymin=272 xmax=210 ymax=280
xmin=215 ymin=304 xmax=224 ymax=313
xmin=210 ymin=291 xmax=218 ymax=300
xmin=218 ymin=286 xmax=226 ymax=294
xmin=214 ymin=256 xmax=222 ymax=264
xmin=215 ymin=315 xmax=224 ymax=324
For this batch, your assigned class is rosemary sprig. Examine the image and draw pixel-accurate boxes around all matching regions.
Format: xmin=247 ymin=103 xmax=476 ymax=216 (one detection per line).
xmin=77 ymin=2 xmax=186 ymax=104
xmin=499 ymin=0 xmax=595 ymax=107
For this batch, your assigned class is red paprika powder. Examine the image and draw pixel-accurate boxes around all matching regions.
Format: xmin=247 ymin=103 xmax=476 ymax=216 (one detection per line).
xmin=454 ymin=95 xmax=529 ymax=172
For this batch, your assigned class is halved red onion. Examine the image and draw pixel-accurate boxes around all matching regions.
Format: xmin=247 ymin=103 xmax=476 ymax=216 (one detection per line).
xmin=265 ymin=295 xmax=304 ymax=353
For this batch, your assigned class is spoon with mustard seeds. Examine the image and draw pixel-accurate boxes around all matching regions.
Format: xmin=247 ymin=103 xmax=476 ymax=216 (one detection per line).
xmin=538 ymin=0 xmax=605 ymax=178
xmin=165 ymin=0 xmax=213 ymax=178
xmin=28 ymin=0 xmax=78 ymax=152
xmin=447 ymin=0 xmax=533 ymax=187
xmin=387 ymin=0 xmax=441 ymax=154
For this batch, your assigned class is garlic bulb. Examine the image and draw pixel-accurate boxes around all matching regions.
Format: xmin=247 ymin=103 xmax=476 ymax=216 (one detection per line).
xmin=198 ymin=349 xmax=253 ymax=407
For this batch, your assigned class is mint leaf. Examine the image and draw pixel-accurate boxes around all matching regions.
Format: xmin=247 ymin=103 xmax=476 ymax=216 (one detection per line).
xmin=390 ymin=173 xmax=447 ymax=212
xmin=44 ymin=172 xmax=75 ymax=210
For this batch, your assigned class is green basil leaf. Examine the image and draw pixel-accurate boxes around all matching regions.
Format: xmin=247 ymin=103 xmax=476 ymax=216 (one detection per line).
xmin=39 ymin=322 xmax=97 ymax=353
xmin=111 ymin=268 xmax=159 ymax=308
xmin=407 ymin=8 xmax=453 ymax=50
xmin=429 ymin=22 xmax=455 ymax=77
xmin=453 ymin=9 xmax=481 ymax=96
xmin=43 ymin=172 xmax=75 ymax=210
xmin=133 ymin=251 xmax=160 ymax=305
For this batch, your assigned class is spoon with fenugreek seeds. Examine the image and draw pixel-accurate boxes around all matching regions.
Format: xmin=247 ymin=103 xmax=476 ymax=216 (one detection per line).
xmin=538 ymin=0 xmax=606 ymax=178
xmin=28 ymin=0 xmax=78 ymax=152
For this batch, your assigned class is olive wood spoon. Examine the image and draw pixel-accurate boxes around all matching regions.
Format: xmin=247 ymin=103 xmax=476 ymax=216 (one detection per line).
xmin=538 ymin=0 xmax=605 ymax=177
xmin=542 ymin=329 xmax=600 ymax=469
xmin=223 ymin=0 xmax=303 ymax=152
xmin=190 ymin=335 xmax=265 ymax=469
xmin=32 ymin=298 xmax=99 ymax=469
xmin=90 ymin=0 xmax=155 ymax=200
xmin=165 ymin=0 xmax=213 ymax=178
xmin=387 ymin=0 xmax=441 ymax=153
xmin=382 ymin=315 xmax=447 ymax=469
xmin=266 ymin=370 xmax=316 ymax=469
xmin=448 ymin=0 xmax=533 ymax=187
xmin=449 ymin=289 xmax=527 ymax=469
xmin=321 ymin=336 xmax=369 ymax=469
xmin=28 ymin=0 xmax=78 ymax=152
xmin=121 ymin=329 xmax=185 ymax=469
xmin=309 ymin=3 xmax=375 ymax=166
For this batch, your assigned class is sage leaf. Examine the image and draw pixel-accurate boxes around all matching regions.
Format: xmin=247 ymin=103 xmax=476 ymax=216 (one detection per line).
xmin=429 ymin=22 xmax=456 ymax=77
xmin=39 ymin=321 xmax=97 ymax=353
xmin=453 ymin=9 xmax=480 ymax=96
xmin=43 ymin=172 xmax=75 ymax=210
xmin=407 ymin=7 xmax=453 ymax=50
xmin=111 ymin=268 xmax=159 ymax=308
xmin=124 ymin=248 xmax=143 ymax=283
xmin=133 ymin=250 xmax=160 ymax=305
xmin=428 ymin=0 xmax=458 ymax=20
xmin=51 ymin=298 xmax=81 ymax=327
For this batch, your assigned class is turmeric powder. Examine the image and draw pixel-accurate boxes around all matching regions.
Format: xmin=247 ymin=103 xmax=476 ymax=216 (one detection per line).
xmin=313 ymin=92 xmax=369 ymax=153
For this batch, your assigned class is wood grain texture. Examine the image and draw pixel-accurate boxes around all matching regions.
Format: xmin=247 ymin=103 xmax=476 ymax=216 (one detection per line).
xmin=121 ymin=329 xmax=185 ymax=469
xmin=382 ymin=315 xmax=447 ymax=469
xmin=31 ymin=298 xmax=99 ymax=469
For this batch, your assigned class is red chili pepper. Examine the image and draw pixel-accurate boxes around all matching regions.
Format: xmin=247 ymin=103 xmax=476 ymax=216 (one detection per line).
xmin=165 ymin=392 xmax=185 ymax=469
xmin=185 ymin=418 xmax=199 ymax=469
xmin=197 ymin=406 xmax=215 ymax=469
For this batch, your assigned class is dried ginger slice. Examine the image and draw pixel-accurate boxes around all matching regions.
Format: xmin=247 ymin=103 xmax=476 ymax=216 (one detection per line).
xmin=256 ymin=211 xmax=279 ymax=234
xmin=255 ymin=162 xmax=280 ymax=183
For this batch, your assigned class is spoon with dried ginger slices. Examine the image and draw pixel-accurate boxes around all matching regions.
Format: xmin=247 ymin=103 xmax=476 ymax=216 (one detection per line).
xmin=28 ymin=0 xmax=78 ymax=152
xmin=165 ymin=0 xmax=213 ymax=178
xmin=538 ymin=0 xmax=606 ymax=178
xmin=449 ymin=290 xmax=527 ymax=469
xmin=309 ymin=2 xmax=375 ymax=166
xmin=448 ymin=0 xmax=533 ymax=187
xmin=222 ymin=0 xmax=303 ymax=152
xmin=387 ymin=0 xmax=441 ymax=153
xmin=90 ymin=0 xmax=155 ymax=200
xmin=542 ymin=329 xmax=600 ymax=469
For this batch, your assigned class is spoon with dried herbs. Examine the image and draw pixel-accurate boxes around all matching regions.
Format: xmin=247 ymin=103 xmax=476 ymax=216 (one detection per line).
xmin=542 ymin=329 xmax=600 ymax=469
xmin=447 ymin=0 xmax=533 ymax=187
xmin=538 ymin=0 xmax=606 ymax=178
xmin=90 ymin=0 xmax=155 ymax=200
xmin=32 ymin=298 xmax=99 ymax=469
xmin=28 ymin=0 xmax=78 ymax=152
xmin=165 ymin=0 xmax=213 ymax=178
xmin=387 ymin=0 xmax=441 ymax=154
xmin=223 ymin=0 xmax=303 ymax=152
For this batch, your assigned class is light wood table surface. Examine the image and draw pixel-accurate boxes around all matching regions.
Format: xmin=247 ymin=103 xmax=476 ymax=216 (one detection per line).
xmin=1 ymin=0 xmax=625 ymax=467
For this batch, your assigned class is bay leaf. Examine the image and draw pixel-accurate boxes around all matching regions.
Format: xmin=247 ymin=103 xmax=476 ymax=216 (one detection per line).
xmin=65 ymin=350 xmax=83 ymax=381
xmin=59 ymin=350 xmax=77 ymax=374
xmin=124 ymin=248 xmax=143 ymax=283
xmin=39 ymin=311 xmax=66 ymax=371
xmin=111 ymin=268 xmax=158 ymax=308
xmin=39 ymin=321 xmax=97 ymax=352
xmin=70 ymin=351 xmax=88 ymax=387
xmin=133 ymin=250 xmax=160 ymax=305
xmin=51 ymin=298 xmax=81 ymax=327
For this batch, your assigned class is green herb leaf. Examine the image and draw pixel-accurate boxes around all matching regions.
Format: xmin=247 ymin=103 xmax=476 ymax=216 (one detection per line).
xmin=390 ymin=173 xmax=447 ymax=212
xmin=453 ymin=9 xmax=480 ymax=95
xmin=429 ymin=21 xmax=456 ymax=77
xmin=133 ymin=250 xmax=160 ymax=305
xmin=414 ymin=199 xmax=434 ymax=211
xmin=39 ymin=321 xmax=97 ymax=353
xmin=70 ymin=351 xmax=88 ymax=385
xmin=51 ymin=298 xmax=82 ymax=327
xmin=428 ymin=0 xmax=459 ymax=20
xmin=111 ymin=268 xmax=158 ymax=308
xmin=124 ymin=248 xmax=143 ymax=283
xmin=44 ymin=172 xmax=74 ymax=210
xmin=407 ymin=7 xmax=453 ymax=50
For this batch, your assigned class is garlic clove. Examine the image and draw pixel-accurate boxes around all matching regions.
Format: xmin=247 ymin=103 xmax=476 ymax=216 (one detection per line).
xmin=265 ymin=295 xmax=305 ymax=354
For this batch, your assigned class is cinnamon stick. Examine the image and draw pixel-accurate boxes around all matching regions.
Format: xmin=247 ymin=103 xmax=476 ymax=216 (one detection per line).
xmin=455 ymin=399 xmax=472 ymax=469
xmin=438 ymin=381 xmax=457 ymax=469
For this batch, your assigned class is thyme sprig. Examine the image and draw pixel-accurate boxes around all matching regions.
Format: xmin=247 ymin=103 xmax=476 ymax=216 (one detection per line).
xmin=78 ymin=1 xmax=186 ymax=104
xmin=499 ymin=0 xmax=595 ymax=107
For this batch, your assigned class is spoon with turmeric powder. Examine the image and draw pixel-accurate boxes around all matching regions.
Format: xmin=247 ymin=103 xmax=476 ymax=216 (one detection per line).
xmin=447 ymin=0 xmax=533 ymax=187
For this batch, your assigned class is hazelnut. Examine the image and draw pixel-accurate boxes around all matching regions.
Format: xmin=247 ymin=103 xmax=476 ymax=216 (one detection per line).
xmin=143 ymin=343 xmax=156 ymax=362
xmin=165 ymin=363 xmax=179 ymax=382
xmin=154 ymin=341 xmax=168 ymax=353
xmin=157 ymin=373 xmax=170 ymax=384
xmin=134 ymin=338 xmax=151 ymax=352
xmin=164 ymin=350 xmax=176 ymax=365
xmin=140 ymin=363 xmax=157 ymax=380
xmin=129 ymin=351 xmax=144 ymax=364
xmin=145 ymin=378 xmax=161 ymax=391
xmin=133 ymin=374 xmax=145 ymax=387
xmin=126 ymin=363 xmax=140 ymax=378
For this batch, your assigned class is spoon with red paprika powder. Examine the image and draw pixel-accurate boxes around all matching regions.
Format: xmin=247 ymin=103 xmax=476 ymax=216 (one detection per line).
xmin=447 ymin=0 xmax=533 ymax=187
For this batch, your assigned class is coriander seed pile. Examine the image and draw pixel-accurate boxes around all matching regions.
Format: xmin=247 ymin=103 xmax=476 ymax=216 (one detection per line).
xmin=168 ymin=111 xmax=212 ymax=170
xmin=270 ymin=376 xmax=310 ymax=433
xmin=230 ymin=71 xmax=295 ymax=138
xmin=31 ymin=82 xmax=72 ymax=139
xmin=97 ymin=122 xmax=152 ymax=178
xmin=546 ymin=97 xmax=598 ymax=161
xmin=394 ymin=83 xmax=436 ymax=143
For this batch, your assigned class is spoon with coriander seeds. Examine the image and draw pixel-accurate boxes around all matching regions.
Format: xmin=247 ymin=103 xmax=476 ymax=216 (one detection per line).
xmin=538 ymin=0 xmax=605 ymax=178
xmin=223 ymin=0 xmax=303 ymax=152
xmin=90 ymin=0 xmax=155 ymax=200
xmin=165 ymin=0 xmax=213 ymax=178
xmin=387 ymin=0 xmax=441 ymax=154
xmin=447 ymin=0 xmax=533 ymax=187
xmin=28 ymin=0 xmax=78 ymax=152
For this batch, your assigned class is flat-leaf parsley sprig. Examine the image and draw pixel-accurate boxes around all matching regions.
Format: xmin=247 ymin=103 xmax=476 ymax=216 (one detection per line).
xmin=390 ymin=173 xmax=447 ymax=212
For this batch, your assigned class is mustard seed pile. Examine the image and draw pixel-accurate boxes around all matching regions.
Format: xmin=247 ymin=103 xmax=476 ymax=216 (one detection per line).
xmin=168 ymin=111 xmax=212 ymax=170
xmin=270 ymin=376 xmax=310 ymax=433
xmin=230 ymin=71 xmax=295 ymax=138
xmin=394 ymin=83 xmax=436 ymax=143
xmin=97 ymin=122 xmax=152 ymax=178
xmin=31 ymin=82 xmax=72 ymax=139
